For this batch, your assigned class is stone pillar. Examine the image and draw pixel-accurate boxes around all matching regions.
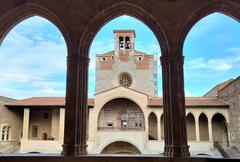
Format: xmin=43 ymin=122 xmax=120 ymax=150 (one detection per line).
xmin=145 ymin=118 xmax=149 ymax=141
xmin=51 ymin=109 xmax=59 ymax=140
xmin=58 ymin=108 xmax=65 ymax=143
xmin=195 ymin=122 xmax=200 ymax=141
xmin=22 ymin=108 xmax=30 ymax=140
xmin=158 ymin=117 xmax=161 ymax=141
xmin=208 ymin=122 xmax=213 ymax=142
xmin=161 ymin=54 xmax=190 ymax=157
xmin=62 ymin=51 xmax=89 ymax=156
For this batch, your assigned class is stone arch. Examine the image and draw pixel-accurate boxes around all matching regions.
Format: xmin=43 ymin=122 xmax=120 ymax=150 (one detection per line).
xmin=212 ymin=113 xmax=229 ymax=146
xmin=178 ymin=0 xmax=240 ymax=52
xmin=0 ymin=3 xmax=70 ymax=50
xmin=100 ymin=141 xmax=141 ymax=154
xmin=97 ymin=98 xmax=145 ymax=131
xmin=78 ymin=1 xmax=168 ymax=57
xmin=148 ymin=112 xmax=158 ymax=140
xmin=186 ymin=113 xmax=196 ymax=141
xmin=199 ymin=113 xmax=209 ymax=141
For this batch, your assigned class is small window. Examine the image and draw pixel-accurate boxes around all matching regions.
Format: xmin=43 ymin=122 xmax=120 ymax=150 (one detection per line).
xmin=32 ymin=126 xmax=38 ymax=138
xmin=107 ymin=123 xmax=113 ymax=127
xmin=1 ymin=125 xmax=10 ymax=141
xmin=1 ymin=126 xmax=6 ymax=141
xmin=44 ymin=112 xmax=49 ymax=119
xmin=6 ymin=127 xmax=10 ymax=140
xmin=125 ymin=36 xmax=130 ymax=49
xmin=138 ymin=57 xmax=142 ymax=61
xmin=119 ymin=36 xmax=124 ymax=49
xmin=111 ymin=56 xmax=114 ymax=59
xmin=102 ymin=57 xmax=106 ymax=61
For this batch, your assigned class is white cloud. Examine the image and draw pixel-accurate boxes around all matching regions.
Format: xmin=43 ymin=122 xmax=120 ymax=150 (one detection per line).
xmin=186 ymin=53 xmax=240 ymax=72
xmin=0 ymin=16 xmax=67 ymax=99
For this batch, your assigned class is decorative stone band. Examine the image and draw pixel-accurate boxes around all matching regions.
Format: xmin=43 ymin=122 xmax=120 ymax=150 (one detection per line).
xmin=160 ymin=55 xmax=184 ymax=64
xmin=67 ymin=55 xmax=90 ymax=65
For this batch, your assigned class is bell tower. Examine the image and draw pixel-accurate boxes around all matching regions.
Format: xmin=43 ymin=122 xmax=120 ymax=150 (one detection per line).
xmin=114 ymin=30 xmax=135 ymax=56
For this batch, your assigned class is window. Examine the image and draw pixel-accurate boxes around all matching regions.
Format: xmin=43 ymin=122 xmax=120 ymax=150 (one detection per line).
xmin=1 ymin=125 xmax=10 ymax=141
xmin=119 ymin=36 xmax=124 ymax=49
xmin=125 ymin=36 xmax=130 ymax=49
xmin=119 ymin=72 xmax=132 ymax=88
xmin=32 ymin=126 xmax=38 ymax=138
xmin=1 ymin=126 xmax=6 ymax=141
xmin=107 ymin=123 xmax=113 ymax=127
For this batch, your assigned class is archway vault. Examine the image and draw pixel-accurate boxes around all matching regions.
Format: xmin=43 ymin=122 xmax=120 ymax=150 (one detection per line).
xmin=101 ymin=141 xmax=141 ymax=154
xmin=178 ymin=0 xmax=240 ymax=53
xmin=0 ymin=3 xmax=70 ymax=50
xmin=78 ymin=1 xmax=168 ymax=57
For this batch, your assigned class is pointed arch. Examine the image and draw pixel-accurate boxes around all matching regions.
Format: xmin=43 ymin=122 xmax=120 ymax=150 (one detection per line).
xmin=199 ymin=113 xmax=209 ymax=141
xmin=79 ymin=1 xmax=168 ymax=57
xmin=178 ymin=0 xmax=240 ymax=52
xmin=186 ymin=113 xmax=196 ymax=141
xmin=212 ymin=113 xmax=229 ymax=146
xmin=148 ymin=112 xmax=158 ymax=140
xmin=0 ymin=3 xmax=70 ymax=51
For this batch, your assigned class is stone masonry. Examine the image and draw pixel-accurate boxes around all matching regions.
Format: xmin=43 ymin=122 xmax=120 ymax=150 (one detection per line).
xmin=95 ymin=30 xmax=157 ymax=97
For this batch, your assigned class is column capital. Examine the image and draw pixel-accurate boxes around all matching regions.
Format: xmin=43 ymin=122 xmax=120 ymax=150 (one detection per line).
xmin=78 ymin=55 xmax=90 ymax=65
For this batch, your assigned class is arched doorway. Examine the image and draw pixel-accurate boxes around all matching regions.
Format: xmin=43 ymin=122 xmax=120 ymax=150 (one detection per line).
xmin=186 ymin=113 xmax=196 ymax=141
xmin=199 ymin=113 xmax=209 ymax=141
xmin=148 ymin=112 xmax=158 ymax=140
xmin=98 ymin=98 xmax=145 ymax=131
xmin=101 ymin=141 xmax=141 ymax=154
xmin=212 ymin=113 xmax=229 ymax=146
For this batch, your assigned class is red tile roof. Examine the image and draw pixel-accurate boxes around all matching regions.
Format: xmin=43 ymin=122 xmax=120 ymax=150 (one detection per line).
xmin=5 ymin=96 xmax=228 ymax=108
xmin=148 ymin=97 xmax=229 ymax=107
xmin=5 ymin=97 xmax=94 ymax=107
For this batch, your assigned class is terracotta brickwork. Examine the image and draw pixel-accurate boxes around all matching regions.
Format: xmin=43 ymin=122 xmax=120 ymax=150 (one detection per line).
xmin=134 ymin=54 xmax=153 ymax=70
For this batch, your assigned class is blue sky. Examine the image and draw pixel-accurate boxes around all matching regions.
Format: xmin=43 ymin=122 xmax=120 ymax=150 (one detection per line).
xmin=0 ymin=13 xmax=239 ymax=99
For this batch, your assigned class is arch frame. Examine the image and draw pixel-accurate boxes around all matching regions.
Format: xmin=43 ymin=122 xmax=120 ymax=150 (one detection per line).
xmin=78 ymin=1 xmax=168 ymax=58
xmin=178 ymin=0 xmax=240 ymax=53
xmin=0 ymin=2 xmax=71 ymax=51
xmin=99 ymin=139 xmax=143 ymax=154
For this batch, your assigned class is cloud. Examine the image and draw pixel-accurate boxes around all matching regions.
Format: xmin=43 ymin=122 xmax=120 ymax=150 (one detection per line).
xmin=0 ymin=16 xmax=67 ymax=99
xmin=185 ymin=53 xmax=240 ymax=72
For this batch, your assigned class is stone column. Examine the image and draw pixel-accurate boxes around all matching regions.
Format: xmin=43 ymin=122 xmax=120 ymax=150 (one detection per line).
xmin=195 ymin=122 xmax=200 ymax=141
xmin=51 ymin=109 xmax=59 ymax=140
xmin=62 ymin=50 xmax=89 ymax=156
xmin=145 ymin=117 xmax=149 ymax=141
xmin=208 ymin=122 xmax=213 ymax=142
xmin=22 ymin=108 xmax=30 ymax=140
xmin=58 ymin=108 xmax=65 ymax=143
xmin=161 ymin=54 xmax=190 ymax=157
xmin=158 ymin=117 xmax=161 ymax=141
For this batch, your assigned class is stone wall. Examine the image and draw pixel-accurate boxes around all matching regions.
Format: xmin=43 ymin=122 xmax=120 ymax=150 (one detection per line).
xmin=96 ymin=50 xmax=157 ymax=97
xmin=218 ymin=77 xmax=240 ymax=149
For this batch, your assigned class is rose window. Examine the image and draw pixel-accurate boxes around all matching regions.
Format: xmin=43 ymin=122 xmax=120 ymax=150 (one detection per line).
xmin=119 ymin=72 xmax=132 ymax=87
